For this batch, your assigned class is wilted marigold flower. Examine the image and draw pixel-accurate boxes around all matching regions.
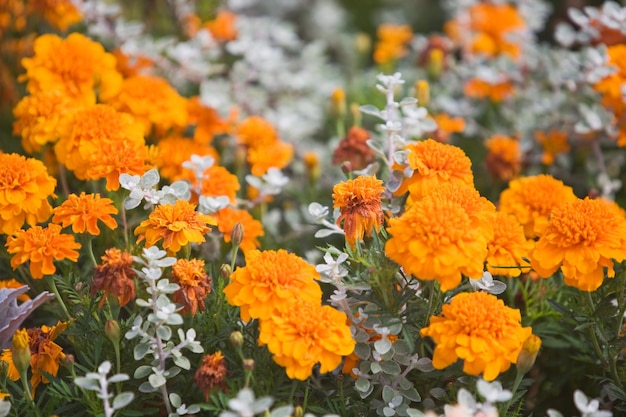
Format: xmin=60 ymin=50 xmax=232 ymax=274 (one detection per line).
xmin=0 ymin=321 xmax=68 ymax=392
xmin=6 ymin=224 xmax=80 ymax=279
xmin=171 ymin=258 xmax=212 ymax=315
xmin=258 ymin=299 xmax=355 ymax=380
xmin=0 ymin=153 xmax=56 ymax=235
xmin=530 ymin=197 xmax=626 ymax=291
xmin=394 ymin=139 xmax=474 ymax=201
xmin=20 ymin=33 xmax=122 ymax=102
xmin=92 ymin=248 xmax=136 ymax=307
xmin=420 ymin=291 xmax=532 ymax=381
xmin=484 ymin=134 xmax=522 ymax=181
xmin=194 ymin=351 xmax=228 ymax=401
xmin=52 ymin=192 xmax=118 ymax=236
xmin=499 ymin=174 xmax=577 ymax=239
xmin=487 ymin=212 xmax=534 ymax=277
xmin=534 ymin=130 xmax=570 ymax=165
xmin=373 ymin=24 xmax=413 ymax=65
xmin=332 ymin=126 xmax=375 ymax=170
xmin=213 ymin=207 xmax=264 ymax=254
xmin=333 ymin=176 xmax=385 ymax=248
xmin=134 ymin=200 xmax=216 ymax=254
xmin=223 ymin=249 xmax=322 ymax=321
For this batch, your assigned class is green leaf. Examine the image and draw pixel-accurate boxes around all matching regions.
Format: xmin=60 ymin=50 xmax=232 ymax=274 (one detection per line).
xmin=134 ymin=365 xmax=153 ymax=379
xmin=113 ymin=392 xmax=134 ymax=410
xmin=169 ymin=393 xmax=182 ymax=408
xmin=381 ymin=361 xmax=401 ymax=375
xmin=355 ymin=378 xmax=370 ymax=392
xmin=149 ymin=373 xmax=167 ymax=388
xmin=270 ymin=405 xmax=294 ymax=417
xmin=134 ymin=343 xmax=150 ymax=360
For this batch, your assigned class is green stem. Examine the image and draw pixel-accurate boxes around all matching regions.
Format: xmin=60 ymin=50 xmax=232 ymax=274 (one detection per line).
xmin=615 ymin=268 xmax=626 ymax=338
xmin=113 ymin=341 xmax=122 ymax=394
xmin=121 ymin=205 xmax=130 ymax=250
xmin=19 ymin=369 xmax=33 ymax=402
xmin=503 ymin=370 xmax=524 ymax=416
xmin=85 ymin=235 xmax=97 ymax=267
xmin=230 ymin=243 xmax=240 ymax=273
xmin=45 ymin=275 xmax=72 ymax=321
xmin=302 ymin=379 xmax=311 ymax=412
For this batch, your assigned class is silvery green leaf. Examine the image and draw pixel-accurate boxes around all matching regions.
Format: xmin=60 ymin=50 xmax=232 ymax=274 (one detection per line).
xmin=134 ymin=343 xmax=150 ymax=360
xmin=140 ymin=169 xmax=160 ymax=188
xmin=134 ymin=365 xmax=152 ymax=379
xmin=124 ymin=197 xmax=142 ymax=210
xmin=186 ymin=341 xmax=204 ymax=353
xmin=355 ymin=378 xmax=370 ymax=393
xmin=401 ymin=388 xmax=421 ymax=403
xmin=354 ymin=343 xmax=370 ymax=359
xmin=119 ymin=173 xmax=140 ymax=190
xmin=165 ymin=367 xmax=181 ymax=378
xmin=187 ymin=405 xmax=200 ymax=414
xmin=269 ymin=405 xmax=294 ymax=417
xmin=0 ymin=399 xmax=10 ymax=417
xmin=139 ymin=381 xmax=157 ymax=393
xmin=0 ymin=287 xmax=54 ymax=349
xmin=108 ymin=374 xmax=130 ymax=383
xmin=113 ymin=392 xmax=134 ymax=410
xmin=546 ymin=410 xmax=564 ymax=417
xmin=136 ymin=299 xmax=151 ymax=308
xmin=167 ymin=314 xmax=183 ymax=325
xmin=157 ymin=325 xmax=172 ymax=341
xmin=98 ymin=361 xmax=112 ymax=374
xmin=359 ymin=104 xmax=382 ymax=119
xmin=251 ymin=397 xmax=274 ymax=413
xmin=429 ymin=388 xmax=447 ymax=400
xmin=406 ymin=409 xmax=424 ymax=417
xmin=381 ymin=361 xmax=401 ymax=375
xmin=370 ymin=362 xmax=382 ymax=374
xmin=149 ymin=373 xmax=167 ymax=388
xmin=374 ymin=338 xmax=392 ymax=355
xmin=396 ymin=375 xmax=412 ymax=390
xmin=382 ymin=386 xmax=395 ymax=403
xmin=315 ymin=228 xmax=337 ymax=238
xmin=74 ymin=377 xmax=100 ymax=391
xmin=173 ymin=355 xmax=190 ymax=370
xmin=415 ymin=357 xmax=434 ymax=372
xmin=383 ymin=407 xmax=396 ymax=417
xmin=169 ymin=393 xmax=182 ymax=408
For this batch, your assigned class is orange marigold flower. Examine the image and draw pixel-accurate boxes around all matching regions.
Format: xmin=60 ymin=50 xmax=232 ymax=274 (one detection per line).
xmin=189 ymin=164 xmax=241 ymax=203
xmin=12 ymin=91 xmax=90 ymax=154
xmin=0 ymin=153 xmax=56 ymax=235
xmin=134 ymin=200 xmax=216 ymax=254
xmin=258 ymin=299 xmax=355 ymax=380
xmin=594 ymin=44 xmax=626 ymax=113
xmin=52 ymin=192 xmax=118 ymax=235
xmin=104 ymin=75 xmax=188 ymax=135
xmin=28 ymin=0 xmax=82 ymax=32
xmin=91 ymin=248 xmax=136 ymax=307
xmin=394 ymin=139 xmax=474 ymax=201
xmin=0 ymin=320 xmax=68 ymax=392
xmin=484 ymin=134 xmax=522 ymax=182
xmin=0 ymin=279 xmax=30 ymax=302
xmin=6 ymin=224 xmax=80 ymax=279
xmin=214 ymin=207 xmax=264 ymax=253
xmin=20 ymin=33 xmax=122 ymax=102
xmin=247 ymin=140 xmax=294 ymax=176
xmin=530 ymin=198 xmax=626 ymax=291
xmin=420 ymin=291 xmax=532 ymax=381
xmin=223 ymin=249 xmax=322 ymax=321
xmin=499 ymin=174 xmax=577 ymax=239
xmin=385 ymin=190 xmax=490 ymax=291
xmin=464 ymin=78 xmax=515 ymax=102
xmin=332 ymin=126 xmax=375 ymax=170
xmin=112 ymin=48 xmax=154 ymax=78
xmin=373 ymin=24 xmax=413 ymax=65
xmin=171 ymin=258 xmax=212 ymax=315
xmin=236 ymin=116 xmax=279 ymax=149
xmin=155 ymin=136 xmax=219 ymax=181
xmin=84 ymin=139 xmax=150 ymax=191
xmin=487 ymin=212 xmax=534 ymax=277
xmin=54 ymin=104 xmax=145 ymax=182
xmin=194 ymin=351 xmax=228 ymax=401
xmin=432 ymin=113 xmax=465 ymax=143
xmin=534 ymin=130 xmax=570 ymax=165
xmin=187 ymin=97 xmax=230 ymax=144
xmin=333 ymin=176 xmax=385 ymax=247
xmin=204 ymin=10 xmax=238 ymax=42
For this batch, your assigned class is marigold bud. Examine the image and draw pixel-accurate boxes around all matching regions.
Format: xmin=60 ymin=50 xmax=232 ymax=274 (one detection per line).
xmin=303 ymin=152 xmax=320 ymax=183
xmin=427 ymin=48 xmax=444 ymax=78
xmin=516 ymin=334 xmax=541 ymax=374
xmin=11 ymin=329 xmax=30 ymax=376
xmin=230 ymin=331 xmax=244 ymax=347
xmin=231 ymin=223 xmax=244 ymax=247
xmin=331 ymin=88 xmax=347 ymax=117
xmin=104 ymin=319 xmax=121 ymax=344
xmin=220 ymin=263 xmax=232 ymax=279
xmin=62 ymin=354 xmax=75 ymax=367
xmin=293 ymin=406 xmax=304 ymax=417
xmin=243 ymin=358 xmax=255 ymax=371
xmin=416 ymin=80 xmax=430 ymax=107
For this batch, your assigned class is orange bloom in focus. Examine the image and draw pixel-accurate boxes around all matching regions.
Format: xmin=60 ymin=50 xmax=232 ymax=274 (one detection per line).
xmin=394 ymin=139 xmax=474 ymax=201
xmin=154 ymin=136 xmax=219 ymax=181
xmin=92 ymin=248 xmax=137 ymax=307
xmin=12 ymin=91 xmax=90 ymax=153
xmin=223 ymin=249 xmax=322 ymax=322
xmin=499 ymin=174 xmax=577 ymax=238
xmin=385 ymin=188 xmax=491 ymax=291
xmin=134 ymin=200 xmax=216 ymax=254
xmin=373 ymin=24 xmax=413 ymax=65
xmin=28 ymin=0 xmax=82 ymax=32
xmin=259 ymin=299 xmax=355 ymax=380
xmin=432 ymin=113 xmax=465 ymax=143
xmin=0 ymin=321 xmax=68 ymax=392
xmin=332 ymin=126 xmax=375 ymax=170
xmin=484 ymin=134 xmax=522 ymax=181
xmin=0 ymin=279 xmax=30 ymax=302
xmin=85 ymin=139 xmax=150 ymax=191
xmin=52 ymin=192 xmax=118 ymax=235
xmin=104 ymin=75 xmax=188 ymax=135
xmin=172 ymin=258 xmax=212 ymax=315
xmin=534 ymin=130 xmax=570 ymax=165
xmin=487 ymin=212 xmax=534 ymax=277
xmin=333 ymin=176 xmax=385 ymax=247
xmin=467 ymin=3 xmax=526 ymax=58
xmin=214 ymin=207 xmax=264 ymax=253
xmin=20 ymin=33 xmax=122 ymax=102
xmin=194 ymin=351 xmax=228 ymax=401
xmin=204 ymin=10 xmax=238 ymax=42
xmin=464 ymin=78 xmax=515 ymax=102
xmin=6 ymin=224 xmax=80 ymax=279
xmin=195 ymin=165 xmax=241 ymax=203
xmin=421 ymin=292 xmax=532 ymax=381
xmin=530 ymin=198 xmax=626 ymax=291
xmin=0 ymin=153 xmax=56 ymax=235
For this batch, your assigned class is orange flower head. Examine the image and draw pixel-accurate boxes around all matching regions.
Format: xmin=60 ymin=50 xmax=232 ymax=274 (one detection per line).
xmin=0 ymin=279 xmax=30 ymax=302
xmin=155 ymin=136 xmax=219 ymax=182
xmin=91 ymin=248 xmax=137 ymax=307
xmin=484 ymin=134 xmax=522 ymax=181
xmin=395 ymin=139 xmax=474 ymax=201
xmin=247 ymin=140 xmax=294 ymax=176
xmin=20 ymin=33 xmax=122 ymax=102
xmin=112 ymin=48 xmax=154 ymax=78
xmin=28 ymin=0 xmax=82 ymax=31
xmin=214 ymin=207 xmax=264 ymax=253
xmin=0 ymin=153 xmax=56 ymax=234
xmin=534 ymin=130 xmax=570 ymax=165
xmin=432 ymin=113 xmax=465 ymax=143
xmin=421 ymin=291 xmax=532 ymax=381
xmin=468 ymin=3 xmax=526 ymax=58
xmin=594 ymin=45 xmax=626 ymax=113
xmin=530 ymin=197 xmax=626 ymax=291
xmin=487 ymin=212 xmax=534 ymax=277
xmin=186 ymin=97 xmax=230 ymax=144
xmin=6 ymin=224 xmax=80 ymax=279
xmin=84 ymin=139 xmax=150 ymax=191
xmin=373 ymin=24 xmax=413 ymax=64
xmin=172 ymin=258 xmax=212 ymax=316
xmin=385 ymin=189 xmax=490 ymax=291
xmin=499 ymin=174 xmax=577 ymax=238
xmin=52 ymin=192 xmax=118 ymax=235
xmin=223 ymin=249 xmax=322 ymax=321
xmin=194 ymin=351 xmax=228 ymax=401
xmin=134 ymin=200 xmax=216 ymax=254
xmin=12 ymin=91 xmax=90 ymax=154
xmin=333 ymin=176 xmax=385 ymax=247
xmin=464 ymin=78 xmax=515 ymax=102
xmin=332 ymin=126 xmax=375 ymax=170
xmin=204 ymin=10 xmax=238 ymax=42
xmin=236 ymin=116 xmax=280 ymax=149
xmin=195 ymin=165 xmax=241 ymax=203
xmin=258 ymin=299 xmax=355 ymax=380
xmin=104 ymin=75 xmax=188 ymax=135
